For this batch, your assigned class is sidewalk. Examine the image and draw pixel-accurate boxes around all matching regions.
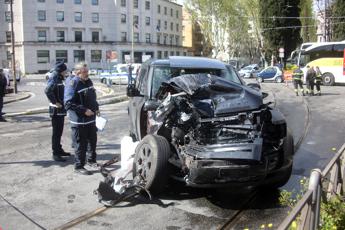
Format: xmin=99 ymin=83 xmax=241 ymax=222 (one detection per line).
xmin=3 ymin=91 xmax=31 ymax=104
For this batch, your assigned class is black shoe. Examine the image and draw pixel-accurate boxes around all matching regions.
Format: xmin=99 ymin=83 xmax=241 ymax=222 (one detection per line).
xmin=53 ymin=155 xmax=66 ymax=162
xmin=75 ymin=167 xmax=92 ymax=175
xmin=59 ymin=150 xmax=71 ymax=157
xmin=0 ymin=117 xmax=7 ymax=122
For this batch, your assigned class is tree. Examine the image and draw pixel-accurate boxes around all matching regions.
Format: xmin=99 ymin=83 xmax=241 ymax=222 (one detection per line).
xmin=259 ymin=0 xmax=302 ymax=63
xmin=299 ymin=0 xmax=317 ymax=42
xmin=331 ymin=0 xmax=345 ymax=41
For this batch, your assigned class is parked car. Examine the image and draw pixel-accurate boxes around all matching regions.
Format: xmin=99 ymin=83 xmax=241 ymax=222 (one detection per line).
xmin=238 ymin=64 xmax=260 ymax=78
xmin=256 ymin=66 xmax=283 ymax=83
xmin=126 ymin=56 xmax=294 ymax=193
xmin=3 ymin=68 xmax=21 ymax=82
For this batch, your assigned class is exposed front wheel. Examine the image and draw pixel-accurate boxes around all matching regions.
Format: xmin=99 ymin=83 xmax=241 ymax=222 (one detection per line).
xmin=133 ymin=135 xmax=171 ymax=194
xmin=275 ymin=77 xmax=282 ymax=83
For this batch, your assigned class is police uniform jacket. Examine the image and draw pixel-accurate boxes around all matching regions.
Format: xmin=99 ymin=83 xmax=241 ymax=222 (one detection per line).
xmin=292 ymin=68 xmax=303 ymax=80
xmin=64 ymin=75 xmax=99 ymax=127
xmin=44 ymin=71 xmax=66 ymax=116
xmin=0 ymin=73 xmax=7 ymax=97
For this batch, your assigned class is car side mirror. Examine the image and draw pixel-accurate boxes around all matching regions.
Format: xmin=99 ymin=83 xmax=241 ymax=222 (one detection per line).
xmin=143 ymin=100 xmax=160 ymax=111
xmin=247 ymin=83 xmax=261 ymax=90
xmin=126 ymin=84 xmax=141 ymax=97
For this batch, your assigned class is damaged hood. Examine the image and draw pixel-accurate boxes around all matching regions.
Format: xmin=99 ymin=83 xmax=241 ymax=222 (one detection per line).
xmin=157 ymin=74 xmax=263 ymax=115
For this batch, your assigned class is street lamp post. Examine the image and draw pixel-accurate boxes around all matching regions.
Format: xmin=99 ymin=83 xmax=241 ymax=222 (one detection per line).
xmin=10 ymin=0 xmax=17 ymax=94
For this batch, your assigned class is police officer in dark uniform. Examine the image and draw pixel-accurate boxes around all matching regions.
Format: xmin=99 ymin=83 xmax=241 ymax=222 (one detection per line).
xmin=45 ymin=62 xmax=70 ymax=161
xmin=0 ymin=69 xmax=7 ymax=122
xmin=64 ymin=63 xmax=99 ymax=175
xmin=292 ymin=66 xmax=305 ymax=96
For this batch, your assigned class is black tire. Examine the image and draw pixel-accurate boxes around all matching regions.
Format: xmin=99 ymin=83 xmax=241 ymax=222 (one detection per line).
xmin=322 ymin=73 xmax=335 ymax=86
xmin=101 ymin=78 xmax=106 ymax=84
xmin=275 ymin=76 xmax=282 ymax=83
xmin=261 ymin=131 xmax=293 ymax=189
xmin=133 ymin=134 xmax=171 ymax=194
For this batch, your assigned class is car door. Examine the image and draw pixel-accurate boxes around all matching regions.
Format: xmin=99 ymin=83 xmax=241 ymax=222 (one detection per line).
xmin=263 ymin=67 xmax=276 ymax=80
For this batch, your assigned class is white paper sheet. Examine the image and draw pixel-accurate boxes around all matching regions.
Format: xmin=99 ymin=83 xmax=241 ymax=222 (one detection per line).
xmin=96 ymin=116 xmax=107 ymax=131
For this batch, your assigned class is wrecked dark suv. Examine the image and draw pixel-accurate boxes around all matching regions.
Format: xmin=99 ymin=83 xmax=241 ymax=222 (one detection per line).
xmin=127 ymin=56 xmax=294 ymax=192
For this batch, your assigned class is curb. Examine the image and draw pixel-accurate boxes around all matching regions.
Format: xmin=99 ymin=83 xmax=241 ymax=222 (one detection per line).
xmin=3 ymin=92 xmax=32 ymax=104
xmin=4 ymin=94 xmax=128 ymax=118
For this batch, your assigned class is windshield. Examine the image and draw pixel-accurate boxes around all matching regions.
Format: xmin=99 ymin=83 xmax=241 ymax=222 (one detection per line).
xmin=242 ymin=66 xmax=252 ymax=71
xmin=151 ymin=66 xmax=241 ymax=97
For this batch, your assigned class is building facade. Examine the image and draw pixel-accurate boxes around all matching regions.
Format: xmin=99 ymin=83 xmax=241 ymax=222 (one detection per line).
xmin=0 ymin=0 xmax=185 ymax=73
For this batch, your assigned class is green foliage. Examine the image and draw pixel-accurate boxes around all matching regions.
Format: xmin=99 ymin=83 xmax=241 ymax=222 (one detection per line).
xmin=279 ymin=178 xmax=345 ymax=229
xmin=259 ymin=0 xmax=302 ymax=62
xmin=331 ymin=0 xmax=345 ymax=41
xmin=299 ymin=0 xmax=317 ymax=42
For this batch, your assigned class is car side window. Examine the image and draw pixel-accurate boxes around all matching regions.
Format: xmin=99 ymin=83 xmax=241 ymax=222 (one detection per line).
xmin=137 ymin=67 xmax=148 ymax=95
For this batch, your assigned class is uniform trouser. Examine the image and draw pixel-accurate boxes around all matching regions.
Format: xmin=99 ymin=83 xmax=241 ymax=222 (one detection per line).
xmin=306 ymin=80 xmax=314 ymax=94
xmin=51 ymin=116 xmax=65 ymax=155
xmin=315 ymin=80 xmax=321 ymax=93
xmin=293 ymin=80 xmax=304 ymax=93
xmin=71 ymin=123 xmax=97 ymax=168
xmin=0 ymin=96 xmax=3 ymax=117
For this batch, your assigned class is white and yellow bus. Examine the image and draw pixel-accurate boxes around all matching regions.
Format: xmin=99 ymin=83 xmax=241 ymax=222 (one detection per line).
xmin=296 ymin=42 xmax=345 ymax=86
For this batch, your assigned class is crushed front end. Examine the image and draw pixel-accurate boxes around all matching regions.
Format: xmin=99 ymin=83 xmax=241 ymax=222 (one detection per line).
xmin=148 ymin=74 xmax=289 ymax=187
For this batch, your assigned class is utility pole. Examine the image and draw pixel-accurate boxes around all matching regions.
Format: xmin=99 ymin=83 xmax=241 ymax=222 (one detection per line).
xmin=10 ymin=0 xmax=17 ymax=93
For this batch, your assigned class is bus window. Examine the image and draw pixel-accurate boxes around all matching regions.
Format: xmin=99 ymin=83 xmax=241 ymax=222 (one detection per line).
xmin=299 ymin=54 xmax=310 ymax=67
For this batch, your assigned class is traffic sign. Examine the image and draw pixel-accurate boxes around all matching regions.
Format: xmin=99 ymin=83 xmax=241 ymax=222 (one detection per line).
xmin=279 ymin=47 xmax=285 ymax=52
xmin=279 ymin=52 xmax=284 ymax=58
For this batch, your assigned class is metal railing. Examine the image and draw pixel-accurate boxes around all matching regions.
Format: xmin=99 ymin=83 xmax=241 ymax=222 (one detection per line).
xmin=278 ymin=143 xmax=345 ymax=230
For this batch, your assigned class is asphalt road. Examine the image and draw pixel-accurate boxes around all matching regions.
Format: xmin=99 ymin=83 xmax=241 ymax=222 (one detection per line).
xmin=0 ymin=81 xmax=344 ymax=229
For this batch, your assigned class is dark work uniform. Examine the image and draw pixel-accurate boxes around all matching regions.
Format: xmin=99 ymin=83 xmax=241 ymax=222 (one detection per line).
xmin=64 ymin=76 xmax=99 ymax=169
xmin=45 ymin=71 xmax=67 ymax=156
xmin=306 ymin=68 xmax=316 ymax=95
xmin=0 ymin=72 xmax=7 ymax=121
xmin=315 ymin=70 xmax=322 ymax=95
xmin=292 ymin=68 xmax=304 ymax=96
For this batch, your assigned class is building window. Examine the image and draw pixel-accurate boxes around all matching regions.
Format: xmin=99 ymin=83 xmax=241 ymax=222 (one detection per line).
xmin=56 ymin=31 xmax=65 ymax=42
xmin=75 ymin=12 xmax=82 ymax=22
xmin=91 ymin=50 xmax=102 ymax=62
xmin=56 ymin=50 xmax=67 ymax=63
xmin=157 ymin=51 xmax=162 ymax=59
xmin=38 ymin=0 xmax=45 ymax=2
xmin=145 ymin=17 xmax=150 ymax=26
xmin=170 ymin=8 xmax=173 ymax=17
xmin=134 ymin=0 xmax=138 ymax=8
xmin=38 ymin=10 xmax=46 ymax=21
xmin=170 ymin=35 xmax=173 ymax=45
xmin=92 ymin=31 xmax=99 ymax=42
xmin=38 ymin=30 xmax=47 ymax=42
xmin=6 ymin=51 xmax=12 ymax=61
xmin=163 ymin=34 xmax=167 ymax=45
xmin=92 ymin=13 xmax=99 ymax=23
xmin=175 ymin=35 xmax=179 ymax=45
xmin=5 ymin=31 xmax=11 ymax=43
xmin=133 ymin=15 xmax=139 ymax=24
xmin=134 ymin=32 xmax=139 ymax=42
xmin=57 ymin=0 xmax=64 ymax=3
xmin=156 ymin=33 xmax=160 ymax=44
xmin=158 ymin=5 xmax=160 ymax=13
xmin=164 ymin=21 xmax=167 ymax=30
xmin=74 ymin=50 xmax=85 ymax=62
xmin=164 ymin=51 xmax=168 ymax=58
xmin=121 ymin=0 xmax=126 ymax=7
xmin=74 ymin=0 xmax=81 ymax=4
xmin=91 ymin=0 xmax=98 ymax=5
xmin=170 ymin=51 xmax=174 ymax=56
xmin=121 ymin=14 xmax=126 ymax=23
xmin=176 ymin=10 xmax=179 ymax=18
xmin=182 ymin=36 xmax=185 ymax=42
xmin=145 ymin=33 xmax=151 ymax=43
xmin=37 ymin=50 xmax=50 ymax=63
xmin=176 ymin=24 xmax=179 ymax=32
xmin=145 ymin=1 xmax=150 ymax=10
xmin=176 ymin=51 xmax=180 ymax=56
xmin=5 ymin=0 xmax=11 ymax=3
xmin=56 ymin=11 xmax=64 ymax=22
xmin=164 ymin=7 xmax=167 ymax=15
xmin=170 ymin=22 xmax=173 ymax=31
xmin=121 ymin=32 xmax=127 ymax=42
xmin=75 ymin=31 xmax=82 ymax=42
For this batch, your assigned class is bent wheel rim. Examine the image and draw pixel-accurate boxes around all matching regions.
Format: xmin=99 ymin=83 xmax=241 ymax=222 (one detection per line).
xmin=135 ymin=144 xmax=153 ymax=180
